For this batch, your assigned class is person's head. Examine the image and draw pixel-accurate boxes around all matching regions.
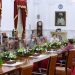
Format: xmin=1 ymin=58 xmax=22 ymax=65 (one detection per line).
xmin=2 ymin=33 xmax=8 ymax=38
xmin=59 ymin=13 xmax=63 ymax=17
xmin=14 ymin=30 xmax=18 ymax=37
xmin=2 ymin=33 xmax=6 ymax=36
xmin=31 ymin=34 xmax=36 ymax=40
xmin=68 ymin=39 xmax=74 ymax=44
xmin=41 ymin=37 xmax=47 ymax=43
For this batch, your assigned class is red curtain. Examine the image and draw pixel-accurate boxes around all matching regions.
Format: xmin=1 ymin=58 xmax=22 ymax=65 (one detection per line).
xmin=21 ymin=8 xmax=27 ymax=39
xmin=0 ymin=0 xmax=2 ymax=16
xmin=14 ymin=0 xmax=27 ymax=39
xmin=0 ymin=0 xmax=2 ymax=27
xmin=14 ymin=0 xmax=18 ymax=30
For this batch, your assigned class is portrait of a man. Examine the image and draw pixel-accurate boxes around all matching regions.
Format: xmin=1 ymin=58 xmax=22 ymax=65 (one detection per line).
xmin=55 ymin=11 xmax=66 ymax=26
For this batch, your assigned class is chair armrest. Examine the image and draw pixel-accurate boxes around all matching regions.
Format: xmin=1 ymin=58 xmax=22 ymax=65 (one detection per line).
xmin=56 ymin=62 xmax=65 ymax=67
xmin=39 ymin=68 xmax=47 ymax=72
xmin=32 ymin=72 xmax=43 ymax=75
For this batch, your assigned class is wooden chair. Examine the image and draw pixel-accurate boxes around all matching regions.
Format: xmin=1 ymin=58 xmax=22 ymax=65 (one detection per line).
xmin=56 ymin=49 xmax=75 ymax=75
xmin=8 ymin=64 xmax=33 ymax=75
xmin=32 ymin=55 xmax=57 ymax=75
xmin=20 ymin=65 xmax=33 ymax=75
xmin=7 ymin=68 xmax=21 ymax=75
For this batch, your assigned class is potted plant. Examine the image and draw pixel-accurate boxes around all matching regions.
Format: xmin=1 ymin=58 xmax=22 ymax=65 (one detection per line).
xmin=17 ymin=47 xmax=33 ymax=57
xmin=0 ymin=57 xmax=3 ymax=67
xmin=49 ymin=41 xmax=61 ymax=50
xmin=1 ymin=51 xmax=16 ymax=61
xmin=32 ymin=43 xmax=47 ymax=54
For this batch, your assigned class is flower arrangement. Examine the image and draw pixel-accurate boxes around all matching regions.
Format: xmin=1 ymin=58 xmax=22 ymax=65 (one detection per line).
xmin=32 ymin=45 xmax=42 ymax=52
xmin=61 ymin=39 xmax=68 ymax=46
xmin=48 ymin=41 xmax=61 ymax=50
xmin=0 ymin=51 xmax=16 ymax=61
xmin=32 ymin=43 xmax=48 ymax=53
xmin=32 ymin=41 xmax=62 ymax=52
xmin=17 ymin=47 xmax=33 ymax=57
xmin=0 ymin=57 xmax=3 ymax=66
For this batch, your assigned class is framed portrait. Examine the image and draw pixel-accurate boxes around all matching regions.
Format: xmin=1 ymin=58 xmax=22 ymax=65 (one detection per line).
xmin=55 ymin=11 xmax=66 ymax=26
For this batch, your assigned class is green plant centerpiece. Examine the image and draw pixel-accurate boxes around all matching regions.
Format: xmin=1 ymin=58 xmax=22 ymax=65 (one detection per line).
xmin=61 ymin=39 xmax=68 ymax=47
xmin=32 ymin=43 xmax=48 ymax=53
xmin=49 ymin=41 xmax=61 ymax=50
xmin=0 ymin=57 xmax=3 ymax=67
xmin=0 ymin=51 xmax=16 ymax=61
xmin=0 ymin=52 xmax=4 ymax=66
xmin=17 ymin=47 xmax=33 ymax=57
xmin=17 ymin=47 xmax=25 ymax=56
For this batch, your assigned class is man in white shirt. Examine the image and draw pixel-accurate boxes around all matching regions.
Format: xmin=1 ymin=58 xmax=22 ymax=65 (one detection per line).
xmin=50 ymin=34 xmax=59 ymax=42
xmin=57 ymin=17 xmax=65 ymax=26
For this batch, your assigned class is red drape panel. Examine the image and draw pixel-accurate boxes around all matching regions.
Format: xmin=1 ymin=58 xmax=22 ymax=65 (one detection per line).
xmin=14 ymin=0 xmax=27 ymax=39
xmin=0 ymin=0 xmax=2 ymax=27
xmin=0 ymin=0 xmax=2 ymax=15
xmin=14 ymin=0 xmax=18 ymax=30
xmin=18 ymin=0 xmax=26 ymax=5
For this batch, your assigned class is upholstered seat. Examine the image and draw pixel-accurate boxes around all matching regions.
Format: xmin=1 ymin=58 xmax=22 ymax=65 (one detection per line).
xmin=56 ymin=67 xmax=71 ymax=75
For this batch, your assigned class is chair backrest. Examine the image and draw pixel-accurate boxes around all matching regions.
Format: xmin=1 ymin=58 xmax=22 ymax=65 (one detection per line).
xmin=66 ymin=49 xmax=75 ymax=68
xmin=47 ymin=55 xmax=57 ymax=75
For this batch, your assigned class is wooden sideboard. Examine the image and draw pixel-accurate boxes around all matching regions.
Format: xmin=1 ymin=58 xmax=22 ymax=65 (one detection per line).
xmin=50 ymin=32 xmax=67 ymax=40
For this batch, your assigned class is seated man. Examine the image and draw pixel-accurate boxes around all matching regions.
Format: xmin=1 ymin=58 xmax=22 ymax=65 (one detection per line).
xmin=9 ymin=31 xmax=19 ymax=49
xmin=50 ymin=34 xmax=59 ymax=42
xmin=14 ymin=31 xmax=19 ymax=49
xmin=57 ymin=39 xmax=74 ymax=66
xmin=27 ymin=34 xmax=37 ymax=49
xmin=2 ymin=33 xmax=8 ymax=43
xmin=63 ymin=39 xmax=74 ymax=51
xmin=2 ymin=33 xmax=9 ymax=51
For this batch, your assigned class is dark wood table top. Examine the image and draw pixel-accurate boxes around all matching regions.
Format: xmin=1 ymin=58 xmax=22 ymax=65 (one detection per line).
xmin=0 ymin=51 xmax=59 ymax=75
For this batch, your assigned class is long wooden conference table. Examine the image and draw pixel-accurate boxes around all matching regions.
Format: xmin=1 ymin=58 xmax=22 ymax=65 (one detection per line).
xmin=0 ymin=50 xmax=61 ymax=75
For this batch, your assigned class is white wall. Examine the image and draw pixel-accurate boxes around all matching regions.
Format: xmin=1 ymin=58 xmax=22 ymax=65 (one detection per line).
xmin=1 ymin=0 xmax=14 ymax=37
xmin=1 ymin=0 xmax=75 ymax=39
xmin=26 ymin=0 xmax=75 ymax=39
xmin=1 ymin=0 xmax=14 ymax=31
